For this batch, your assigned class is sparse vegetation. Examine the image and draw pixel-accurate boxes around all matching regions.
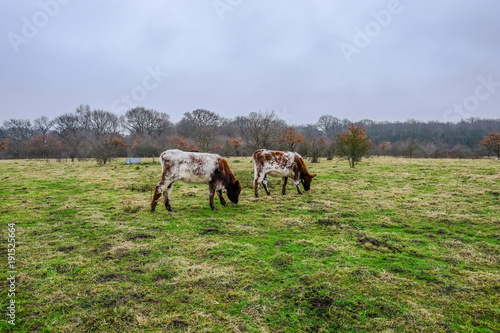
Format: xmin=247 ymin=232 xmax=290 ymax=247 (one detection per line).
xmin=1 ymin=157 xmax=499 ymax=332
xmin=480 ymin=132 xmax=500 ymax=158
xmin=335 ymin=126 xmax=371 ymax=167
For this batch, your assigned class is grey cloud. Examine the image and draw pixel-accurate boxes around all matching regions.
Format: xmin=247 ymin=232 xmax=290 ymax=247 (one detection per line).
xmin=1 ymin=1 xmax=499 ymax=125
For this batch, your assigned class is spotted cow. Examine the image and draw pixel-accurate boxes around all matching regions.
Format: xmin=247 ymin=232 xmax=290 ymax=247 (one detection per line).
xmin=151 ymin=149 xmax=241 ymax=212
xmin=252 ymin=149 xmax=316 ymax=197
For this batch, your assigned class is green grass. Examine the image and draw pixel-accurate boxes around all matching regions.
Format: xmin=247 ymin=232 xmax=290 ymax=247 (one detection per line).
xmin=1 ymin=157 xmax=499 ymax=332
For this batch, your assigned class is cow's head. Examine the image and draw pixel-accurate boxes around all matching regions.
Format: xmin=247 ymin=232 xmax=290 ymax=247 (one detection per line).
xmin=300 ymin=173 xmax=316 ymax=191
xmin=227 ymin=180 xmax=242 ymax=204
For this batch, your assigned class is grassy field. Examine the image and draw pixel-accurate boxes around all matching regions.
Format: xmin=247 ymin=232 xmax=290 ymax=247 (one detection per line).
xmin=0 ymin=156 xmax=499 ymax=332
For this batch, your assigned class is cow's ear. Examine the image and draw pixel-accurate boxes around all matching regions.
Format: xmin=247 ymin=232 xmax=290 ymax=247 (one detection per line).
xmin=234 ymin=180 xmax=240 ymax=187
xmin=311 ymin=174 xmax=317 ymax=178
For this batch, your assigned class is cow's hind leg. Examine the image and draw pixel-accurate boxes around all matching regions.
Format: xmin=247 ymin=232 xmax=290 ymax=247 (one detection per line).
xmin=151 ymin=181 xmax=164 ymax=212
xmin=217 ymin=190 xmax=227 ymax=206
xmin=281 ymin=177 xmax=288 ymax=195
xmin=254 ymin=172 xmax=265 ymax=197
xmin=164 ymin=182 xmax=174 ymax=211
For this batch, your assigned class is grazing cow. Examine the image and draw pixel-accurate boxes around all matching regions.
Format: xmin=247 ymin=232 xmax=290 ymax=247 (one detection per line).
xmin=151 ymin=149 xmax=241 ymax=212
xmin=253 ymin=149 xmax=316 ymax=197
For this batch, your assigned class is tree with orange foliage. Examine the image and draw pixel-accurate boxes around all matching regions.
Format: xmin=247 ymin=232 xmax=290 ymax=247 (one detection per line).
xmin=335 ymin=126 xmax=371 ymax=168
xmin=279 ymin=128 xmax=305 ymax=151
xmin=95 ymin=136 xmax=128 ymax=165
xmin=228 ymin=137 xmax=243 ymax=156
xmin=479 ymin=132 xmax=500 ymax=158
xmin=29 ymin=134 xmax=63 ymax=158
xmin=169 ymin=135 xmax=197 ymax=151
xmin=0 ymin=140 xmax=6 ymax=151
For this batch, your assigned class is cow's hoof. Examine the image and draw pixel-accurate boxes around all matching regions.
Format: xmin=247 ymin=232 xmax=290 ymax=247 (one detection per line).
xmin=298 ymin=192 xmax=303 ymax=195
xmin=150 ymin=209 xmax=155 ymax=213
xmin=282 ymin=192 xmax=286 ymax=195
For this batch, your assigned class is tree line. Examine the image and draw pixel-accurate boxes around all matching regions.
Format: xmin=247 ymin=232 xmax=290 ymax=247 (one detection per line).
xmin=1 ymin=104 xmax=499 ymax=163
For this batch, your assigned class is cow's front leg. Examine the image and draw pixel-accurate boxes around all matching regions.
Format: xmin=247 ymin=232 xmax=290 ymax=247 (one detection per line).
xmin=281 ymin=177 xmax=288 ymax=195
xmin=254 ymin=172 xmax=266 ymax=197
xmin=151 ymin=180 xmax=164 ymax=212
xmin=294 ymin=177 xmax=303 ymax=195
xmin=217 ymin=190 xmax=227 ymax=206
xmin=208 ymin=183 xmax=217 ymax=210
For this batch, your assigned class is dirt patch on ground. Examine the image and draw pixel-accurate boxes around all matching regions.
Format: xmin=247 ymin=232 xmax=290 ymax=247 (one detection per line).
xmin=96 ymin=273 xmax=129 ymax=283
xmin=127 ymin=233 xmax=156 ymax=241
xmin=358 ymin=236 xmax=402 ymax=253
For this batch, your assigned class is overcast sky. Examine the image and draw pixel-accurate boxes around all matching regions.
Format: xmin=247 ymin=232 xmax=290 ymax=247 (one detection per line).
xmin=1 ymin=0 xmax=499 ymax=125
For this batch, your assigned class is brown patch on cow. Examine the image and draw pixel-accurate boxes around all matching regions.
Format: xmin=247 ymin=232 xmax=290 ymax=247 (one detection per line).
xmin=189 ymin=155 xmax=206 ymax=175
xmin=210 ymin=158 xmax=241 ymax=204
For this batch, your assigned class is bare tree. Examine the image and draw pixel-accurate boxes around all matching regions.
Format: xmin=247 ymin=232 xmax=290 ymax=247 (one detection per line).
xmin=85 ymin=109 xmax=120 ymax=137
xmin=402 ymin=138 xmax=419 ymax=159
xmin=33 ymin=116 xmax=54 ymax=136
xmin=54 ymin=113 xmax=84 ymax=161
xmin=1 ymin=119 xmax=33 ymax=158
xmin=317 ymin=115 xmax=342 ymax=140
xmin=121 ymin=107 xmax=171 ymax=136
xmin=306 ymin=136 xmax=326 ymax=163
xmin=72 ymin=107 xmax=122 ymax=163
xmin=177 ymin=109 xmax=223 ymax=152
xmin=235 ymin=111 xmax=286 ymax=151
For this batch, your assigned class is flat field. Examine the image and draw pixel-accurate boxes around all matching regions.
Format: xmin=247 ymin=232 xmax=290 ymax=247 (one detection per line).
xmin=0 ymin=156 xmax=499 ymax=332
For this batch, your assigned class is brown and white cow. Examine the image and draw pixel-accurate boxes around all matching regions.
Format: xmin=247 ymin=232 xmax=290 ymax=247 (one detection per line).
xmin=151 ymin=149 xmax=241 ymax=212
xmin=253 ymin=149 xmax=316 ymax=197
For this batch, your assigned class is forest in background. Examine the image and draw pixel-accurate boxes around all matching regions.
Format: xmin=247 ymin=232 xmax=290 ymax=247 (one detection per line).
xmin=1 ymin=104 xmax=499 ymax=162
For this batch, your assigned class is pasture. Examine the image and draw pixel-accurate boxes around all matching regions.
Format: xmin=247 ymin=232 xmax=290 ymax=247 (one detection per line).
xmin=0 ymin=156 xmax=499 ymax=332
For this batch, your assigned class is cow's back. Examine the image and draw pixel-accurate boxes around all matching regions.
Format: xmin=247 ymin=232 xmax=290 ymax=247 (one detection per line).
xmin=253 ymin=149 xmax=299 ymax=177
xmin=160 ymin=149 xmax=220 ymax=183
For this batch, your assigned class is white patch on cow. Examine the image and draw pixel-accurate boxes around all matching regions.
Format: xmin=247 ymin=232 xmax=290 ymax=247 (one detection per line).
xmin=158 ymin=149 xmax=221 ymax=192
